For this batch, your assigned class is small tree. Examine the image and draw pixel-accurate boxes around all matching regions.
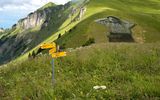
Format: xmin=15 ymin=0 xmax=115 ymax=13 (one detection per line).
xmin=28 ymin=53 xmax=31 ymax=58
xmin=36 ymin=48 xmax=43 ymax=55
xmin=82 ymin=38 xmax=95 ymax=47
xmin=58 ymin=34 xmax=61 ymax=39
xmin=32 ymin=51 xmax=36 ymax=58
xmin=69 ymin=29 xmax=72 ymax=32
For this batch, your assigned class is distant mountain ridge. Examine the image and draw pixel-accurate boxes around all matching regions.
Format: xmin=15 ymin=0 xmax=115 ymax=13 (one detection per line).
xmin=13 ymin=2 xmax=56 ymax=31
xmin=0 ymin=0 xmax=86 ymax=65
xmin=0 ymin=1 xmax=73 ymax=65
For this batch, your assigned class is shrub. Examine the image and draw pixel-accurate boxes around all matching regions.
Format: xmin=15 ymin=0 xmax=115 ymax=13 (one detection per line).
xmin=58 ymin=34 xmax=61 ymax=39
xmin=82 ymin=38 xmax=95 ymax=47
xmin=28 ymin=53 xmax=32 ymax=58
xmin=32 ymin=51 xmax=36 ymax=58
xmin=36 ymin=48 xmax=43 ymax=55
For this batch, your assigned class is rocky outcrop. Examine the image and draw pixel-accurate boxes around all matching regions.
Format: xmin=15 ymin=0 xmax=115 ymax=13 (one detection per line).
xmin=69 ymin=6 xmax=87 ymax=22
xmin=15 ymin=2 xmax=72 ymax=31
xmin=79 ymin=7 xmax=86 ymax=20
xmin=16 ymin=11 xmax=46 ymax=30
xmin=68 ymin=0 xmax=89 ymax=22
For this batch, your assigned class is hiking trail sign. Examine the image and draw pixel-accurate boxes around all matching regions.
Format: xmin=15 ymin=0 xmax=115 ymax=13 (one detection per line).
xmin=40 ymin=43 xmax=67 ymax=84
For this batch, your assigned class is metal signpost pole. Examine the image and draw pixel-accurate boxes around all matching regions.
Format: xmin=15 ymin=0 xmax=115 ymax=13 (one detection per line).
xmin=52 ymin=58 xmax=55 ymax=84
xmin=40 ymin=43 xmax=66 ymax=86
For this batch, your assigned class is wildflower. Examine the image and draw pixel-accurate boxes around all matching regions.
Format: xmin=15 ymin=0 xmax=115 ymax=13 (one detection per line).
xmin=93 ymin=86 xmax=100 ymax=90
xmin=100 ymin=86 xmax=106 ymax=89
xmin=93 ymin=85 xmax=106 ymax=90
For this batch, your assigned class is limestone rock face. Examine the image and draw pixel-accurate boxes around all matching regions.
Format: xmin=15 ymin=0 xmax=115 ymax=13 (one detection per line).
xmin=79 ymin=7 xmax=86 ymax=20
xmin=69 ymin=0 xmax=88 ymax=22
xmin=17 ymin=11 xmax=46 ymax=30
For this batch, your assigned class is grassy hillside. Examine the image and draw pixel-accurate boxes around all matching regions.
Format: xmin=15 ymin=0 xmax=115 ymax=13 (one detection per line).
xmin=2 ymin=0 xmax=159 ymax=64
xmin=57 ymin=0 xmax=160 ymax=48
xmin=0 ymin=0 xmax=160 ymax=99
xmin=0 ymin=43 xmax=160 ymax=99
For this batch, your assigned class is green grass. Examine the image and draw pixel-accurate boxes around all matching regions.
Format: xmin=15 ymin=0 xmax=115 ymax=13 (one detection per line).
xmin=0 ymin=43 xmax=160 ymax=99
xmin=3 ymin=0 xmax=160 ymax=64
xmin=1 ymin=1 xmax=160 ymax=99
xmin=57 ymin=0 xmax=160 ymax=48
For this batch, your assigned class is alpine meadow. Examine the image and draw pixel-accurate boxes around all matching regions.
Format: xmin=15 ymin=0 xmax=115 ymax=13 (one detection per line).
xmin=0 ymin=0 xmax=160 ymax=99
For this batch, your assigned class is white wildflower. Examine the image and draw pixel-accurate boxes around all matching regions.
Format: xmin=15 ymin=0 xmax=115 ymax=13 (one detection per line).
xmin=93 ymin=85 xmax=106 ymax=90
xmin=93 ymin=86 xmax=100 ymax=90
xmin=100 ymin=86 xmax=106 ymax=90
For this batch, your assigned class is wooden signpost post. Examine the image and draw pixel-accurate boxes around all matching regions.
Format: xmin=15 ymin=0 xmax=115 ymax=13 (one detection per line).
xmin=40 ymin=43 xmax=67 ymax=84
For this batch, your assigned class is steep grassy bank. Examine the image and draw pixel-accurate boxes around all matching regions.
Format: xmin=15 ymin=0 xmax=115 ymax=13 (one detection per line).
xmin=0 ymin=43 xmax=160 ymax=99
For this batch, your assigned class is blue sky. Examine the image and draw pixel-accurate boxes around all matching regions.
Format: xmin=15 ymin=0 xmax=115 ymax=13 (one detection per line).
xmin=0 ymin=0 xmax=71 ymax=29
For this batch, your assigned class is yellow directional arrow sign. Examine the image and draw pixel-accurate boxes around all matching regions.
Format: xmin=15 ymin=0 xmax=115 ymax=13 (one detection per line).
xmin=40 ymin=43 xmax=56 ymax=49
xmin=51 ymin=52 xmax=67 ymax=58
xmin=49 ymin=48 xmax=57 ymax=55
xmin=39 ymin=42 xmax=67 ymax=85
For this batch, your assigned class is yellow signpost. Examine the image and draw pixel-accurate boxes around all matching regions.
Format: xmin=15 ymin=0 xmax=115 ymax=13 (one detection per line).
xmin=51 ymin=52 xmax=67 ymax=58
xmin=40 ymin=42 xmax=67 ymax=84
xmin=40 ymin=43 xmax=56 ymax=49
xmin=49 ymin=48 xmax=57 ymax=55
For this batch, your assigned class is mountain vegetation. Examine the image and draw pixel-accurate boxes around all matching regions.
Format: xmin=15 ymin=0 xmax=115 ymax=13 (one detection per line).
xmin=0 ymin=1 xmax=74 ymax=64
xmin=1 ymin=43 xmax=160 ymax=99
xmin=0 ymin=0 xmax=160 ymax=99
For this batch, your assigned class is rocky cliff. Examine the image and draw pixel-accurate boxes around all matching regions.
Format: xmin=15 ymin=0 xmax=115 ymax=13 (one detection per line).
xmin=14 ymin=2 xmax=74 ymax=31
xmin=16 ymin=11 xmax=46 ymax=30
xmin=69 ymin=0 xmax=88 ymax=22
xmin=12 ymin=0 xmax=88 ymax=32
xmin=0 ymin=1 xmax=76 ymax=65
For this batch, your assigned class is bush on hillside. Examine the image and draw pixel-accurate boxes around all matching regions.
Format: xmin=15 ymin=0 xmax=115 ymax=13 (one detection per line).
xmin=82 ymin=38 xmax=95 ymax=47
xmin=58 ymin=34 xmax=61 ymax=39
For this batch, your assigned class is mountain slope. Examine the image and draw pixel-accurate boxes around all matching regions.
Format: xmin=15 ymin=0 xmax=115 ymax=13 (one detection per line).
xmin=1 ymin=0 xmax=160 ymax=65
xmin=0 ymin=43 xmax=160 ymax=99
xmin=57 ymin=0 xmax=160 ymax=48
xmin=0 ymin=2 xmax=74 ymax=65
xmin=0 ymin=0 xmax=160 ymax=99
